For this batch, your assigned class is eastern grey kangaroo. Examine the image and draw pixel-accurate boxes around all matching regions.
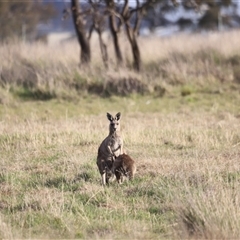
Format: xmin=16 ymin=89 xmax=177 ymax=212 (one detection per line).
xmin=97 ymin=112 xmax=123 ymax=185
xmin=111 ymin=153 xmax=136 ymax=184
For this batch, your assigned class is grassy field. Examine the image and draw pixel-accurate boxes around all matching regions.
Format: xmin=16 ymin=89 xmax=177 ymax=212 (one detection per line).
xmin=0 ymin=30 xmax=240 ymax=239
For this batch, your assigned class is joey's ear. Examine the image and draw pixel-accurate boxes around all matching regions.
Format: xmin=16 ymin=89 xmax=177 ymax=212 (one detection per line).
xmin=115 ymin=112 xmax=121 ymax=120
xmin=107 ymin=112 xmax=113 ymax=121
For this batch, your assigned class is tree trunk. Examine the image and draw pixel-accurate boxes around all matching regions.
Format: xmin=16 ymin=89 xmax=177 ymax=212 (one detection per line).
xmin=106 ymin=0 xmax=123 ymax=66
xmin=71 ymin=0 xmax=91 ymax=65
xmin=111 ymin=26 xmax=123 ymax=66
xmin=97 ymin=30 xmax=109 ymax=68
xmin=125 ymin=25 xmax=141 ymax=71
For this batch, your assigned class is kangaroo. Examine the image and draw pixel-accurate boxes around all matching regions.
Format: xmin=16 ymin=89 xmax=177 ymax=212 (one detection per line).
xmin=111 ymin=153 xmax=136 ymax=184
xmin=97 ymin=112 xmax=123 ymax=185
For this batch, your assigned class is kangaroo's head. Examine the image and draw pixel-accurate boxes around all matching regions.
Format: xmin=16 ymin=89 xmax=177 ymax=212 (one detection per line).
xmin=107 ymin=112 xmax=121 ymax=134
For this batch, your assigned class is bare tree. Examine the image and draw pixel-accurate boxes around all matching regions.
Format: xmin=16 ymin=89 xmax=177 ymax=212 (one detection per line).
xmin=66 ymin=1 xmax=109 ymax=67
xmin=102 ymin=0 xmax=156 ymax=71
xmin=89 ymin=0 xmax=109 ymax=68
xmin=119 ymin=0 xmax=155 ymax=71
xmin=122 ymin=0 xmax=142 ymax=71
xmin=68 ymin=0 xmax=155 ymax=71
xmin=71 ymin=0 xmax=91 ymax=65
xmin=67 ymin=0 xmax=231 ymax=71
xmin=103 ymin=0 xmax=145 ymax=71
xmin=105 ymin=0 xmax=124 ymax=66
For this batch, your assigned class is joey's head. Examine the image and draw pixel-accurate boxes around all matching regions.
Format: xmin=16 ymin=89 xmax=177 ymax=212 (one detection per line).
xmin=107 ymin=112 xmax=121 ymax=133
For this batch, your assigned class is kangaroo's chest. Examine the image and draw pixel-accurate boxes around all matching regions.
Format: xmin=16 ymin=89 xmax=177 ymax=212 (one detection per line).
xmin=109 ymin=137 xmax=121 ymax=150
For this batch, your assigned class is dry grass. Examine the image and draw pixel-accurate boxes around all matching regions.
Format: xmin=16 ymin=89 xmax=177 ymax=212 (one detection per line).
xmin=0 ymin=96 xmax=239 ymax=239
xmin=0 ymin=30 xmax=240 ymax=238
xmin=1 ymin=30 xmax=240 ymax=100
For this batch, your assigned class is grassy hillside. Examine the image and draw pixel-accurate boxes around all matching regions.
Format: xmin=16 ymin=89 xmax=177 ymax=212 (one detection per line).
xmin=0 ymin=30 xmax=240 ymax=239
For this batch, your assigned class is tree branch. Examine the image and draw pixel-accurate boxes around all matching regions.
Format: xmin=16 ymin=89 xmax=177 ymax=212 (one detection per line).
xmin=133 ymin=0 xmax=143 ymax=34
xmin=129 ymin=0 xmax=155 ymax=17
xmin=88 ymin=24 xmax=94 ymax=40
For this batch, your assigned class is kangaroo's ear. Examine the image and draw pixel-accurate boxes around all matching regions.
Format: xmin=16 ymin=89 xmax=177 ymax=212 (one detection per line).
xmin=107 ymin=112 xmax=113 ymax=121
xmin=115 ymin=112 xmax=121 ymax=120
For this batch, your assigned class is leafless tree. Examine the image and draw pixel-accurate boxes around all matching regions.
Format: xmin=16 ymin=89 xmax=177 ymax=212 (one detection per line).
xmin=105 ymin=0 xmax=124 ymax=66
xmin=122 ymin=0 xmax=143 ymax=71
xmin=71 ymin=0 xmax=91 ymax=65
xmin=105 ymin=0 xmax=156 ymax=71
xmin=67 ymin=0 xmax=109 ymax=67
xmin=68 ymin=0 xmax=156 ymax=71
xmin=88 ymin=0 xmax=109 ymax=68
xmin=121 ymin=0 xmax=157 ymax=71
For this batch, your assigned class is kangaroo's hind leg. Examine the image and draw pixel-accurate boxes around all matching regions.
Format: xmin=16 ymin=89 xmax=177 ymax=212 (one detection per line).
xmin=97 ymin=159 xmax=107 ymax=186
